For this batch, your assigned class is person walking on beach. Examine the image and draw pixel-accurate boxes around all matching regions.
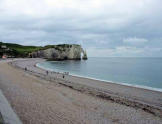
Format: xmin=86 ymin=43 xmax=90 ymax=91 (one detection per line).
xmin=46 ymin=71 xmax=48 ymax=75
xmin=63 ymin=74 xmax=65 ymax=78
xmin=25 ymin=67 xmax=27 ymax=71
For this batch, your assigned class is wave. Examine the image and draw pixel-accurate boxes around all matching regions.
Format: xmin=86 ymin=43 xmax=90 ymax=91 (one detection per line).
xmin=36 ymin=63 xmax=162 ymax=92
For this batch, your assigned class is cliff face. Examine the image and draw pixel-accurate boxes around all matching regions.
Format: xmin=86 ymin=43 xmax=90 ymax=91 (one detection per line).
xmin=30 ymin=44 xmax=87 ymax=60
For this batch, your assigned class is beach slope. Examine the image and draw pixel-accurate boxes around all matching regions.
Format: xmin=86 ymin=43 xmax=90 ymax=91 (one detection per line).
xmin=0 ymin=59 xmax=162 ymax=124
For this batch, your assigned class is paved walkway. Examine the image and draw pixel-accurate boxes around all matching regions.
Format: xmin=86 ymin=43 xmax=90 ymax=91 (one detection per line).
xmin=0 ymin=89 xmax=22 ymax=124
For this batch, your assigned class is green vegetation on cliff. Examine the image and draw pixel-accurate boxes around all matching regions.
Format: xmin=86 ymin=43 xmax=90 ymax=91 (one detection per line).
xmin=0 ymin=42 xmax=81 ymax=58
xmin=0 ymin=42 xmax=42 ymax=57
xmin=41 ymin=44 xmax=80 ymax=52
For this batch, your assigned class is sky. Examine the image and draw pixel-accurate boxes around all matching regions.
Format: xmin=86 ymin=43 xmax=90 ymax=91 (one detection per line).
xmin=0 ymin=0 xmax=162 ymax=57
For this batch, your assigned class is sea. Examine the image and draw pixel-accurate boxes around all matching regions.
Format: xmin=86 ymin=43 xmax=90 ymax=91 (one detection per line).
xmin=36 ymin=57 xmax=162 ymax=92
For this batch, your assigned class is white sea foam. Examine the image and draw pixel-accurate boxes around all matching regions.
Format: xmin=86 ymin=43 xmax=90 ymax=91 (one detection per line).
xmin=36 ymin=63 xmax=162 ymax=92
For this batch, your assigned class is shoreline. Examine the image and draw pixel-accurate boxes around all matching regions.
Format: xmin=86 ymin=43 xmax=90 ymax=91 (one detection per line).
xmin=10 ymin=58 xmax=162 ymax=118
xmin=36 ymin=62 xmax=162 ymax=93
xmin=62 ymin=74 xmax=162 ymax=92
xmin=0 ymin=58 xmax=162 ymax=123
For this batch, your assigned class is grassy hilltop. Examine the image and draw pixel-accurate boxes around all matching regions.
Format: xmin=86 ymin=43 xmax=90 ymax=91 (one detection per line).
xmin=0 ymin=42 xmax=42 ymax=57
xmin=0 ymin=42 xmax=80 ymax=58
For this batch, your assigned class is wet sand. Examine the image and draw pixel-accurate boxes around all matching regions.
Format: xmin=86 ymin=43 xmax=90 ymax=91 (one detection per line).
xmin=0 ymin=58 xmax=162 ymax=124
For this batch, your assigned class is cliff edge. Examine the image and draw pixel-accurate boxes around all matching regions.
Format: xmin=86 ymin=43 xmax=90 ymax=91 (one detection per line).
xmin=29 ymin=44 xmax=87 ymax=61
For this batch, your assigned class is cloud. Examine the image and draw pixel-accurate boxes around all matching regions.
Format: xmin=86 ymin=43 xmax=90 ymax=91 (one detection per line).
xmin=123 ymin=37 xmax=148 ymax=43
xmin=0 ymin=0 xmax=162 ymax=57
xmin=123 ymin=37 xmax=148 ymax=46
xmin=87 ymin=46 xmax=162 ymax=57
xmin=87 ymin=46 xmax=143 ymax=57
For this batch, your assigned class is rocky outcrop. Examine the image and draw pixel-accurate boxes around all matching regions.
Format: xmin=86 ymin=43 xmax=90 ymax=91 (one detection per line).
xmin=29 ymin=44 xmax=87 ymax=61
xmin=82 ymin=50 xmax=88 ymax=60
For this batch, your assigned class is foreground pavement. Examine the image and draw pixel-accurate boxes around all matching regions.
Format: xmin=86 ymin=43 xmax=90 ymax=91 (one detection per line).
xmin=0 ymin=89 xmax=22 ymax=124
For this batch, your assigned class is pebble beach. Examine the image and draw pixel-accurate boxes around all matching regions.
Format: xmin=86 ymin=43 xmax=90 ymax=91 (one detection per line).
xmin=0 ymin=58 xmax=162 ymax=124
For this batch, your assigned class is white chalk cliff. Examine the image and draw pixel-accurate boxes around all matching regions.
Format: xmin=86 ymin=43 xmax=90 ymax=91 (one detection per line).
xmin=30 ymin=44 xmax=87 ymax=60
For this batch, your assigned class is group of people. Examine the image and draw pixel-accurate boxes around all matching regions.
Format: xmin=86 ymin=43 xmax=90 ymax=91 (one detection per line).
xmin=46 ymin=70 xmax=69 ymax=79
xmin=25 ymin=66 xmax=69 ymax=79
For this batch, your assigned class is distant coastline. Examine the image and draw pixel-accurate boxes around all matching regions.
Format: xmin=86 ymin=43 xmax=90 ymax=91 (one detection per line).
xmin=0 ymin=42 xmax=87 ymax=60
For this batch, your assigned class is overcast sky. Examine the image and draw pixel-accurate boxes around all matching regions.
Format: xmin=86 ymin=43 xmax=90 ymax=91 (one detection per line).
xmin=0 ymin=0 xmax=162 ymax=57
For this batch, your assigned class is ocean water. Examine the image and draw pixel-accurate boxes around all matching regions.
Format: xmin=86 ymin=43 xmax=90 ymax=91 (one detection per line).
xmin=37 ymin=57 xmax=162 ymax=91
